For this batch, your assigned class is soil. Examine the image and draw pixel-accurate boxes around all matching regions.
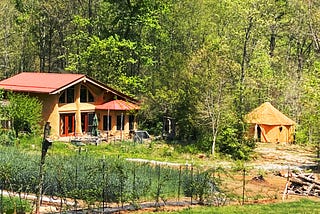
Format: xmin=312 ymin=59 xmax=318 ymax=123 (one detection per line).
xmin=39 ymin=142 xmax=320 ymax=213
xmin=250 ymin=142 xmax=318 ymax=171
xmin=122 ymin=142 xmax=320 ymax=213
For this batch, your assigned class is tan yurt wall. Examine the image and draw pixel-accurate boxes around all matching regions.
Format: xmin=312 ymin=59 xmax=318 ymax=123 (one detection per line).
xmin=259 ymin=124 xmax=292 ymax=143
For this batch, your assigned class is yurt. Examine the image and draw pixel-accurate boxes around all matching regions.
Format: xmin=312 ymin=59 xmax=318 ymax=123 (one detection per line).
xmin=245 ymin=102 xmax=296 ymax=143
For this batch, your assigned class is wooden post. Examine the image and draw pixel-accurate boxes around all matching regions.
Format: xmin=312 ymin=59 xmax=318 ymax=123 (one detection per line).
xmin=191 ymin=164 xmax=193 ymax=205
xmin=102 ymin=156 xmax=105 ymax=212
xmin=0 ymin=178 xmax=3 ymax=214
xmin=35 ymin=122 xmax=52 ymax=214
xmin=178 ymin=165 xmax=181 ymax=202
xmin=107 ymin=109 xmax=110 ymax=142
xmin=242 ymin=167 xmax=246 ymax=205
xmin=121 ymin=113 xmax=123 ymax=141
xmin=282 ymin=164 xmax=290 ymax=201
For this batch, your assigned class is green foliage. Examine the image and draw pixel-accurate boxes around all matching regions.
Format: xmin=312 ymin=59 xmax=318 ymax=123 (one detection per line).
xmin=0 ymin=142 xmax=238 ymax=209
xmin=0 ymin=145 xmax=207 ymax=204
xmin=0 ymin=129 xmax=15 ymax=146
xmin=6 ymin=93 xmax=42 ymax=137
xmin=3 ymin=0 xmax=320 ymax=159
xmin=183 ymin=168 xmax=219 ymax=203
xmin=217 ymin=126 xmax=256 ymax=160
xmin=0 ymin=196 xmax=32 ymax=214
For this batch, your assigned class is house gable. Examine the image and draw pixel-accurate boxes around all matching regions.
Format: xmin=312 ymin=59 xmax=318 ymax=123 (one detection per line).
xmin=0 ymin=72 xmax=138 ymax=103
xmin=0 ymin=72 xmax=139 ymax=139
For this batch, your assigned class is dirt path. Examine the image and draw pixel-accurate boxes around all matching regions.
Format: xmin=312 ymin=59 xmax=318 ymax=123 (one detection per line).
xmin=127 ymin=142 xmax=318 ymax=172
xmin=250 ymin=142 xmax=318 ymax=171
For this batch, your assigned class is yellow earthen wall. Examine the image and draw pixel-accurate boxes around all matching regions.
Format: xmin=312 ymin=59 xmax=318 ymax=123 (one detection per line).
xmin=30 ymin=82 xmax=137 ymax=139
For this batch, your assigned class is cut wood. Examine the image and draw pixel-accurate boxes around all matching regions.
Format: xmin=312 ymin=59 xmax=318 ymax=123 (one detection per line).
xmin=297 ymin=174 xmax=320 ymax=185
xmin=285 ymin=172 xmax=320 ymax=197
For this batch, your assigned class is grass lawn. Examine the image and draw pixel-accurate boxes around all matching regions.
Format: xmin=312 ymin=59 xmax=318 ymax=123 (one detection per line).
xmin=20 ymin=138 xmax=218 ymax=166
xmin=143 ymin=199 xmax=320 ymax=214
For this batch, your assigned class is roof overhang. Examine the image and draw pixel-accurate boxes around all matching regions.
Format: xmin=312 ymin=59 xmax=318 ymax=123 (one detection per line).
xmin=95 ymin=99 xmax=140 ymax=111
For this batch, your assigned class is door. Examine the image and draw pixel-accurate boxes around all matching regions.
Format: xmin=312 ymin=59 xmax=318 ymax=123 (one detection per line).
xmin=60 ymin=113 xmax=75 ymax=136
xmin=81 ymin=112 xmax=95 ymax=134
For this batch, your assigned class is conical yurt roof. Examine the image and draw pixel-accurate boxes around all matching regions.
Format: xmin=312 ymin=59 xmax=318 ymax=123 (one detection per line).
xmin=245 ymin=102 xmax=295 ymax=125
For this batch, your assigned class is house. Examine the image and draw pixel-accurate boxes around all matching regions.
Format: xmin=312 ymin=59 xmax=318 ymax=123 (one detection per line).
xmin=0 ymin=72 xmax=140 ymax=140
xmin=245 ymin=102 xmax=295 ymax=143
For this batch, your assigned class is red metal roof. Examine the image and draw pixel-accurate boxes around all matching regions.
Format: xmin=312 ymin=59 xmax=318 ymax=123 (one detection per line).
xmin=95 ymin=99 xmax=140 ymax=110
xmin=0 ymin=72 xmax=85 ymax=93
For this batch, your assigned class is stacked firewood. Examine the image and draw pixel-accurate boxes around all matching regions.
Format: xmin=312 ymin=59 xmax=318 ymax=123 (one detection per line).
xmin=287 ymin=173 xmax=320 ymax=197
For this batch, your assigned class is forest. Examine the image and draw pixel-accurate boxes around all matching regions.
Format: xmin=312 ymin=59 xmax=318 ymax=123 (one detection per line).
xmin=1 ymin=0 xmax=320 ymax=158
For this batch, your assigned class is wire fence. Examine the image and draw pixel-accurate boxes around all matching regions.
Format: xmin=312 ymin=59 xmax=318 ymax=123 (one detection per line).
xmin=0 ymin=146 xmax=288 ymax=213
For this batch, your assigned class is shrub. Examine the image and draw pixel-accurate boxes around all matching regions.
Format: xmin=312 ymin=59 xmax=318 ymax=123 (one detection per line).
xmin=0 ymin=129 xmax=15 ymax=146
xmin=217 ymin=126 xmax=256 ymax=160
xmin=0 ymin=196 xmax=32 ymax=214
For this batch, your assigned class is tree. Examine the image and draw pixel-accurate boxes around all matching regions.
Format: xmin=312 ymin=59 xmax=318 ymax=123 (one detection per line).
xmin=7 ymin=93 xmax=42 ymax=137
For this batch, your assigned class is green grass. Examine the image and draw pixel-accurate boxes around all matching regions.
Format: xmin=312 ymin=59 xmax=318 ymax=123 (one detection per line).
xmin=143 ymin=199 xmax=320 ymax=214
xmin=38 ymin=140 xmax=213 ymax=165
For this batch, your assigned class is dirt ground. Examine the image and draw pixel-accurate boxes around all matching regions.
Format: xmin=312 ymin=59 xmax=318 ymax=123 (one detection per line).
xmin=39 ymin=142 xmax=320 ymax=213
xmin=122 ymin=142 xmax=320 ymax=213
xmin=251 ymin=142 xmax=318 ymax=171
xmin=223 ymin=142 xmax=319 ymax=202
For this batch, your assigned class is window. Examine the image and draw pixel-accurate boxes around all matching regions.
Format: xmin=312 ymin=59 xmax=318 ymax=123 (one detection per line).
xmin=59 ymin=86 xmax=74 ymax=103
xmin=129 ymin=115 xmax=134 ymax=130
xmin=103 ymin=115 xmax=112 ymax=131
xmin=88 ymin=113 xmax=95 ymax=133
xmin=80 ymin=85 xmax=94 ymax=102
xmin=117 ymin=114 xmax=125 ymax=131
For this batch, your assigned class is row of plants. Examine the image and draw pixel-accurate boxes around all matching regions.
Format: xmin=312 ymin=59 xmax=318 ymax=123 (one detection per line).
xmin=0 ymin=145 xmax=225 ymax=210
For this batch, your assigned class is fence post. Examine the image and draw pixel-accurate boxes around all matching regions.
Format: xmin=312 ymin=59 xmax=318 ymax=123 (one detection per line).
xmin=190 ymin=164 xmax=193 ymax=205
xmin=282 ymin=164 xmax=290 ymax=201
xmin=242 ymin=167 xmax=245 ymax=205
xmin=178 ymin=165 xmax=181 ymax=202
xmin=35 ymin=122 xmax=52 ymax=214
xmin=132 ymin=164 xmax=136 ymax=205
xmin=156 ymin=164 xmax=161 ymax=208
xmin=74 ymin=147 xmax=81 ymax=213
xmin=102 ymin=156 xmax=105 ymax=212
xmin=0 ymin=177 xmax=3 ymax=214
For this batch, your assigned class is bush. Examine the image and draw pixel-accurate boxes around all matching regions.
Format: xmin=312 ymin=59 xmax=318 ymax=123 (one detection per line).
xmin=0 ymin=196 xmax=32 ymax=214
xmin=217 ymin=126 xmax=256 ymax=160
xmin=0 ymin=129 xmax=15 ymax=146
xmin=183 ymin=168 xmax=219 ymax=204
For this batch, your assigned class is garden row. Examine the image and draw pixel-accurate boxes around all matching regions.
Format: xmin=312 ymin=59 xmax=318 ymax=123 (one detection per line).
xmin=0 ymin=146 xmax=225 ymax=211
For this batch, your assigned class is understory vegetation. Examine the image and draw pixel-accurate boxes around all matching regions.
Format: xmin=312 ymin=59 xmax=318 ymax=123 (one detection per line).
xmin=0 ymin=137 xmax=318 ymax=212
xmin=0 ymin=196 xmax=32 ymax=214
xmin=1 ymin=0 xmax=320 ymax=158
xmin=0 ymin=142 xmax=229 ymax=210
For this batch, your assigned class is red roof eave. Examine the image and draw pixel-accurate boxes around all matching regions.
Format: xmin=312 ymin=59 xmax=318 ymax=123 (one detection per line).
xmin=95 ymin=99 xmax=140 ymax=111
xmin=0 ymin=85 xmax=56 ymax=93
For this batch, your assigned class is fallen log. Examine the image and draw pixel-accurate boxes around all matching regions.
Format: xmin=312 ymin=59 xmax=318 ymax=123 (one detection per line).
xmin=297 ymin=174 xmax=320 ymax=186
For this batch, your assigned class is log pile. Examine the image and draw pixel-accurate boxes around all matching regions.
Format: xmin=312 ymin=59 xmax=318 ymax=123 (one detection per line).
xmin=287 ymin=173 xmax=320 ymax=197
